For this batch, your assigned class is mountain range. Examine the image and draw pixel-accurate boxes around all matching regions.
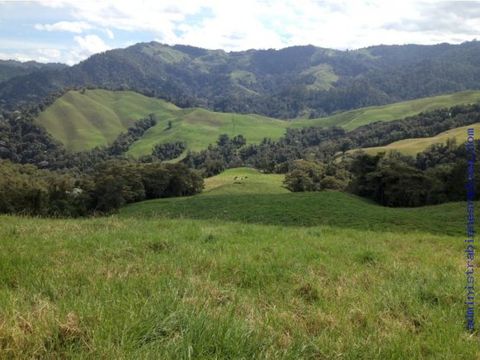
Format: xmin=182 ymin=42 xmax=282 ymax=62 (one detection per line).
xmin=2 ymin=41 xmax=480 ymax=118
xmin=0 ymin=59 xmax=66 ymax=83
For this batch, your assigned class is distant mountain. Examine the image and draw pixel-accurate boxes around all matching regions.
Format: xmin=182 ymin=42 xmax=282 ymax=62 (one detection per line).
xmin=2 ymin=41 xmax=480 ymax=118
xmin=0 ymin=59 xmax=67 ymax=83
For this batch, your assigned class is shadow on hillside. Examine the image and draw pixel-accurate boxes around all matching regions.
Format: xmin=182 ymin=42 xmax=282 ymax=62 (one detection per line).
xmin=121 ymin=192 xmax=464 ymax=236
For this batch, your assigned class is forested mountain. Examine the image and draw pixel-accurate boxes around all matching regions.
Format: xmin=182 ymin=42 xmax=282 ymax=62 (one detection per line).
xmin=2 ymin=41 xmax=480 ymax=118
xmin=0 ymin=59 xmax=67 ymax=83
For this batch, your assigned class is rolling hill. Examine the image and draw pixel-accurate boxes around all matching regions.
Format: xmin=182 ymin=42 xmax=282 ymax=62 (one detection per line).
xmin=121 ymin=168 xmax=464 ymax=235
xmin=359 ymin=122 xmax=480 ymax=156
xmin=36 ymin=89 xmax=180 ymax=151
xmin=127 ymin=108 xmax=288 ymax=156
xmin=36 ymin=89 xmax=288 ymax=153
xmin=36 ymin=89 xmax=480 ymax=156
xmin=293 ymin=90 xmax=480 ymax=131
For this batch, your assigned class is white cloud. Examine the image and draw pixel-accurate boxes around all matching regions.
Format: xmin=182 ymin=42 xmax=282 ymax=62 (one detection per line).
xmin=31 ymin=0 xmax=480 ymax=52
xmin=68 ymin=34 xmax=110 ymax=63
xmin=2 ymin=0 xmax=478 ymax=64
xmin=34 ymin=20 xmax=92 ymax=33
xmin=0 ymin=48 xmax=62 ymax=63
xmin=74 ymin=34 xmax=109 ymax=54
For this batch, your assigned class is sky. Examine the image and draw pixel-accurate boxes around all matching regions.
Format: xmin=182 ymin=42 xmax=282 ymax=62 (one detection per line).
xmin=1 ymin=0 xmax=480 ymax=65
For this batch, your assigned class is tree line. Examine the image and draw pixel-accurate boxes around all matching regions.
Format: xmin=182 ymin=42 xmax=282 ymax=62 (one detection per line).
xmin=0 ymin=159 xmax=202 ymax=216
xmin=182 ymin=103 xmax=480 ymax=177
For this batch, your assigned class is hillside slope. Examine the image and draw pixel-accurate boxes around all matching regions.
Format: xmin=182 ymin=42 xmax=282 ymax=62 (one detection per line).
xmin=1 ymin=207 xmax=476 ymax=357
xmin=293 ymin=90 xmax=480 ymax=130
xmin=36 ymin=89 xmax=480 ymax=155
xmin=127 ymin=109 xmax=287 ymax=156
xmin=36 ymin=89 xmax=287 ymax=153
xmin=5 ymin=41 xmax=480 ymax=118
xmin=359 ymin=122 xmax=480 ymax=156
xmin=122 ymin=168 xmax=463 ymax=235
xmin=36 ymin=89 xmax=180 ymax=151
xmin=0 ymin=59 xmax=66 ymax=83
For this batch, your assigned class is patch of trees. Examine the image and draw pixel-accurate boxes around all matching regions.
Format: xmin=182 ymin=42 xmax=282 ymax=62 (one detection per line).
xmin=106 ymin=115 xmax=157 ymax=155
xmin=0 ymin=109 xmax=66 ymax=168
xmin=184 ymin=134 xmax=247 ymax=176
xmin=0 ymin=160 xmax=203 ymax=216
xmin=282 ymin=139 xmax=480 ymax=207
xmin=140 ymin=141 xmax=186 ymax=162
xmin=283 ymin=159 xmax=350 ymax=192
xmin=347 ymin=141 xmax=480 ymax=206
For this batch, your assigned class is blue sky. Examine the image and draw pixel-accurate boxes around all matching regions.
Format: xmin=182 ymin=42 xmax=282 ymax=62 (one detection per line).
xmin=1 ymin=0 xmax=480 ymax=65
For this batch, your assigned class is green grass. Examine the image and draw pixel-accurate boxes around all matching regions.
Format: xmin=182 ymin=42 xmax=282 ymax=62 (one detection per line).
xmin=127 ymin=109 xmax=288 ymax=156
xmin=358 ymin=123 xmax=480 ymax=156
xmin=37 ymin=89 xmax=480 ymax=157
xmin=203 ymin=167 xmax=288 ymax=195
xmin=1 ymin=166 xmax=478 ymax=358
xmin=121 ymin=169 xmax=464 ymax=236
xmin=301 ymin=64 xmax=338 ymax=91
xmin=292 ymin=90 xmax=480 ymax=130
xmin=1 ymin=168 xmax=478 ymax=358
xmin=36 ymin=89 xmax=180 ymax=151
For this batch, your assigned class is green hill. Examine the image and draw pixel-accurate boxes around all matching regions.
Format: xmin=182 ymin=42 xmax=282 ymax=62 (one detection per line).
xmin=36 ymin=89 xmax=180 ymax=151
xmin=36 ymin=89 xmax=288 ymax=154
xmin=36 ymin=89 xmax=480 ymax=156
xmin=359 ymin=122 xmax=480 ymax=156
xmin=127 ymin=109 xmax=287 ymax=156
xmin=121 ymin=168 xmax=463 ymax=236
xmin=292 ymin=90 xmax=480 ymax=130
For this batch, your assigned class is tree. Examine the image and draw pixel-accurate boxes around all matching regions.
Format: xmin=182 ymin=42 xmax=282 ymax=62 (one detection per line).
xmin=284 ymin=160 xmax=324 ymax=192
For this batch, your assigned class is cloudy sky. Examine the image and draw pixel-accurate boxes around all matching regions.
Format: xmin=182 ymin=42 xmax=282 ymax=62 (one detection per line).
xmin=1 ymin=0 xmax=480 ymax=65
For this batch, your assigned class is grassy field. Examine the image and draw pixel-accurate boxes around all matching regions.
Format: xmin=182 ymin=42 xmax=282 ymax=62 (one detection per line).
xmin=292 ymin=90 xmax=480 ymax=131
xmin=358 ymin=123 xmax=480 ymax=156
xmin=0 ymin=168 xmax=477 ymax=358
xmin=36 ymin=89 xmax=180 ymax=152
xmin=127 ymin=109 xmax=288 ymax=156
xmin=122 ymin=168 xmax=465 ymax=236
xmin=36 ymin=89 xmax=480 ymax=156
xmin=202 ymin=167 xmax=288 ymax=195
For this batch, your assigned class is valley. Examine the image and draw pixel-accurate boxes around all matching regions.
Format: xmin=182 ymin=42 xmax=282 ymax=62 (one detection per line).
xmin=1 ymin=10 xmax=480 ymax=357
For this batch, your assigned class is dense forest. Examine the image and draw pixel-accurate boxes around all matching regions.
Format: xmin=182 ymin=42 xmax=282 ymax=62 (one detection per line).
xmin=0 ymin=59 xmax=66 ymax=84
xmin=3 ymin=41 xmax=480 ymax=118
xmin=0 ymin=160 xmax=202 ymax=216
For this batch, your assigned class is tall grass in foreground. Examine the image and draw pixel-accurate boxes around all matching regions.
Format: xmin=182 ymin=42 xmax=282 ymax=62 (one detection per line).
xmin=0 ymin=215 xmax=477 ymax=359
